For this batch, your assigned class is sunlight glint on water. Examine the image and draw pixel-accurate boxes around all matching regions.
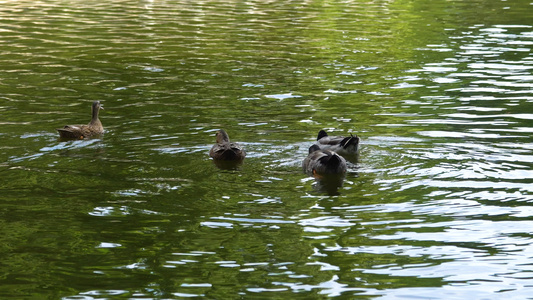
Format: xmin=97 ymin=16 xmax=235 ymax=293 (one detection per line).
xmin=0 ymin=0 xmax=532 ymax=299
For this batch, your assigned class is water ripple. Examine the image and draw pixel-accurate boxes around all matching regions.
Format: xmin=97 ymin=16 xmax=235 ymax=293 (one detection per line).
xmin=2 ymin=1 xmax=533 ymax=299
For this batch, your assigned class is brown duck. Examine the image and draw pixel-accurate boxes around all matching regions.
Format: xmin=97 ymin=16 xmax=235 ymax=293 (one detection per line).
xmin=209 ymin=129 xmax=246 ymax=161
xmin=57 ymin=101 xmax=104 ymax=139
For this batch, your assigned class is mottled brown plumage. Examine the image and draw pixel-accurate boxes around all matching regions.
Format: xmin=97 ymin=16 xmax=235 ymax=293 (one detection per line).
xmin=209 ymin=129 xmax=246 ymax=161
xmin=57 ymin=101 xmax=104 ymax=139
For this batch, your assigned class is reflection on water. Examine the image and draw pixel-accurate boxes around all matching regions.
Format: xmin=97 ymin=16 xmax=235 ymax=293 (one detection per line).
xmin=1 ymin=0 xmax=533 ymax=299
xmin=310 ymin=176 xmax=346 ymax=195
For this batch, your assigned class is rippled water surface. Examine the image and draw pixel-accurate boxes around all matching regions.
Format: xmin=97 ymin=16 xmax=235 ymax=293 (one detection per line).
xmin=1 ymin=0 xmax=533 ymax=298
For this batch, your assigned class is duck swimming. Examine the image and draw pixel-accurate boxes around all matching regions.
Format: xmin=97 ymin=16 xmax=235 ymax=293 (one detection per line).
xmin=209 ymin=129 xmax=246 ymax=161
xmin=57 ymin=101 xmax=104 ymax=139
xmin=315 ymin=130 xmax=360 ymax=156
xmin=303 ymin=144 xmax=347 ymax=178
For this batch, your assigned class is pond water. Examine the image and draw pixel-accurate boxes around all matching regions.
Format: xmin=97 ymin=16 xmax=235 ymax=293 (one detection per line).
xmin=1 ymin=0 xmax=533 ymax=298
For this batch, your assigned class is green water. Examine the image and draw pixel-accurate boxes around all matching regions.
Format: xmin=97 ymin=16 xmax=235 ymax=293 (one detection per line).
xmin=1 ymin=0 xmax=533 ymax=298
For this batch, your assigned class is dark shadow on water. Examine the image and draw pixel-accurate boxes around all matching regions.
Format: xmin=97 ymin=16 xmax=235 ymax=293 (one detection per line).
xmin=211 ymin=158 xmax=244 ymax=170
xmin=342 ymin=153 xmax=360 ymax=165
xmin=312 ymin=175 xmax=346 ymax=196
xmin=57 ymin=133 xmax=104 ymax=143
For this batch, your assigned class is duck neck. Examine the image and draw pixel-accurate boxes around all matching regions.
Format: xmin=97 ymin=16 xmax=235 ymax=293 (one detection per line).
xmin=217 ymin=130 xmax=231 ymax=143
xmin=89 ymin=105 xmax=100 ymax=125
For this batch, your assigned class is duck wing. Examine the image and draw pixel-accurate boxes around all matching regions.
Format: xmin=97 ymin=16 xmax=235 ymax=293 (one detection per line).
xmin=56 ymin=125 xmax=90 ymax=139
xmin=210 ymin=142 xmax=245 ymax=160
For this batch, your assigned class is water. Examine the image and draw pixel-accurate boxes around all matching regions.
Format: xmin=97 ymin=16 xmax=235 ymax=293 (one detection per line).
xmin=1 ymin=0 xmax=533 ymax=298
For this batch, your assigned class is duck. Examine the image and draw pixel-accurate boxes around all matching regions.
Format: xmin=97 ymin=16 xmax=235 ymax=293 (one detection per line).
xmin=209 ymin=129 xmax=246 ymax=161
xmin=303 ymin=144 xmax=347 ymax=178
xmin=315 ymin=129 xmax=360 ymax=156
xmin=57 ymin=101 xmax=104 ymax=139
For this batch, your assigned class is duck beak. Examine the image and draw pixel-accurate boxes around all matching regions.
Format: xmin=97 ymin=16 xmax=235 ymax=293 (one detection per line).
xmin=100 ymin=105 xmax=104 ymax=110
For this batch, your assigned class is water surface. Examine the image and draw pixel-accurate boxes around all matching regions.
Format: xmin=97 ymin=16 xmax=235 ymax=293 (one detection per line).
xmin=1 ymin=0 xmax=533 ymax=298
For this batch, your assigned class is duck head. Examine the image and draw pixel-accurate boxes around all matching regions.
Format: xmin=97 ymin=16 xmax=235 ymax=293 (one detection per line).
xmin=215 ymin=129 xmax=231 ymax=144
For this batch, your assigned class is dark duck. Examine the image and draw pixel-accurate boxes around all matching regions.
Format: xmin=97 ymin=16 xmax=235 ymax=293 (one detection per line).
xmin=303 ymin=144 xmax=347 ymax=178
xmin=315 ymin=130 xmax=360 ymax=157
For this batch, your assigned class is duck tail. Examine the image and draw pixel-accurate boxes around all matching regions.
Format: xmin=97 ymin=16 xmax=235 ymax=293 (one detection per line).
xmin=328 ymin=154 xmax=342 ymax=167
xmin=308 ymin=144 xmax=321 ymax=154
xmin=317 ymin=130 xmax=328 ymax=141
xmin=217 ymin=149 xmax=239 ymax=160
xmin=319 ymin=152 xmax=342 ymax=171
xmin=340 ymin=134 xmax=359 ymax=149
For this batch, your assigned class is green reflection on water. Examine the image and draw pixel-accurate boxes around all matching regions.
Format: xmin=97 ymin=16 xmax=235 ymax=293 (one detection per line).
xmin=1 ymin=0 xmax=533 ymax=298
